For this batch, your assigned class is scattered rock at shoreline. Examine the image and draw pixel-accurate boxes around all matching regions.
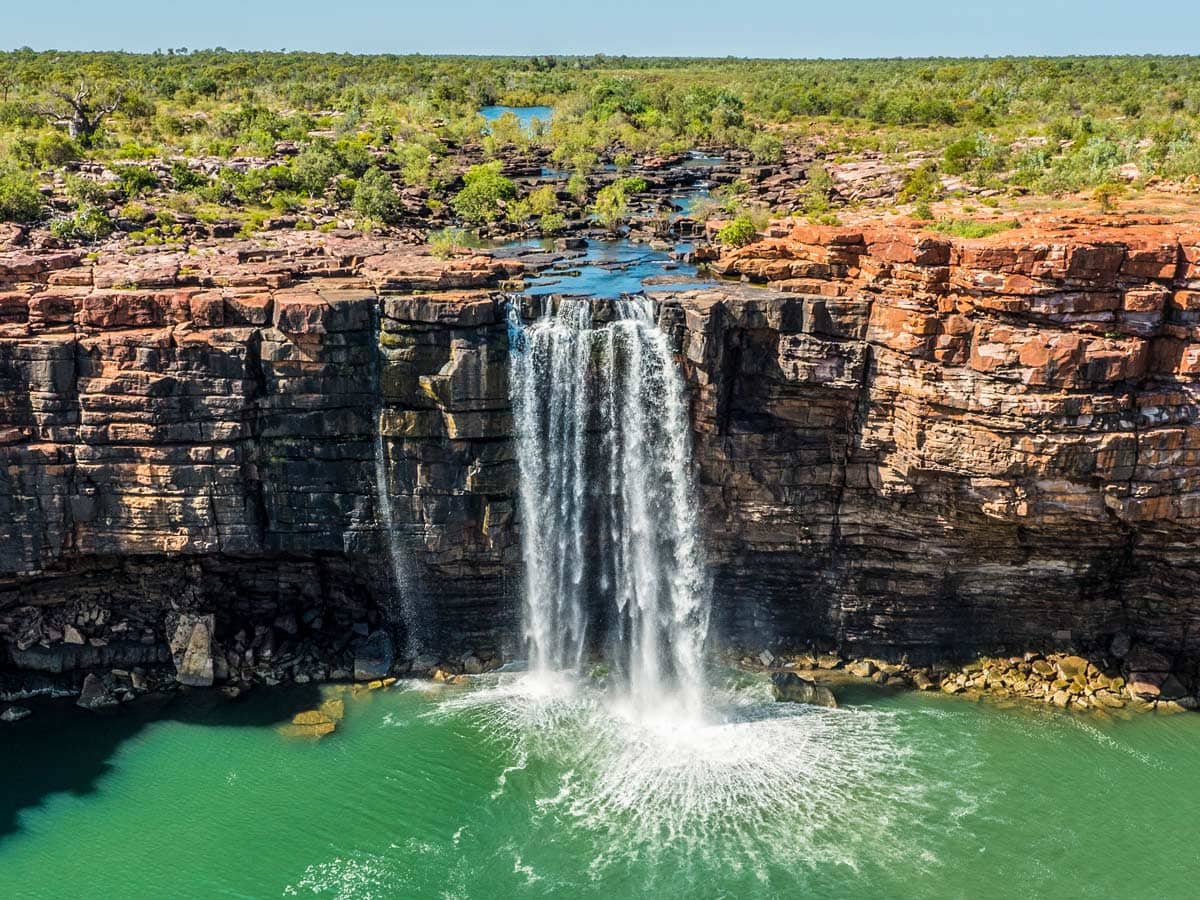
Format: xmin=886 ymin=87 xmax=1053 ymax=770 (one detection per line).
xmin=76 ymin=673 xmax=118 ymax=710
xmin=169 ymin=614 xmax=215 ymax=687
xmin=1 ymin=705 xmax=32 ymax=723
xmin=771 ymin=672 xmax=838 ymax=708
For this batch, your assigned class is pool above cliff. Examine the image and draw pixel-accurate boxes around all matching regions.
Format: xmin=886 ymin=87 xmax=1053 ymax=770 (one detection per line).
xmin=492 ymin=237 xmax=714 ymax=297
xmin=479 ymin=105 xmax=554 ymax=132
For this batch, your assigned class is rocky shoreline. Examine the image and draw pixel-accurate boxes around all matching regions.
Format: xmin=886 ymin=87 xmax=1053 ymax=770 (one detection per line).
xmin=748 ymin=634 xmax=1199 ymax=715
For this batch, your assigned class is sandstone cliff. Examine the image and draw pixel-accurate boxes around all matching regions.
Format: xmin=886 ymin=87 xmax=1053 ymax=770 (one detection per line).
xmin=2 ymin=218 xmax=1199 ymax=699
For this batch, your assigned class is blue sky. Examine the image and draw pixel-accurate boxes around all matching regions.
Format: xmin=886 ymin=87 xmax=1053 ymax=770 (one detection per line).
xmin=8 ymin=0 xmax=1200 ymax=57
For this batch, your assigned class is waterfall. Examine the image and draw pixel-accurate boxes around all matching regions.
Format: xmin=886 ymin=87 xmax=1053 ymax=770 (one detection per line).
xmin=509 ymin=297 xmax=710 ymax=717
xmin=373 ymin=430 xmax=423 ymax=658
xmin=373 ymin=310 xmax=424 ymax=659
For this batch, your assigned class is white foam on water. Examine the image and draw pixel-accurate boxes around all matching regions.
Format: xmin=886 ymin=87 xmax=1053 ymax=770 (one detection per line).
xmin=432 ymin=673 xmax=974 ymax=885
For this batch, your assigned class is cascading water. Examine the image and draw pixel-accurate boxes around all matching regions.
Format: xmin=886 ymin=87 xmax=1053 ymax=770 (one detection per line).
xmin=373 ymin=430 xmax=423 ymax=657
xmin=509 ymin=296 xmax=710 ymax=717
xmin=373 ymin=311 xmax=424 ymax=658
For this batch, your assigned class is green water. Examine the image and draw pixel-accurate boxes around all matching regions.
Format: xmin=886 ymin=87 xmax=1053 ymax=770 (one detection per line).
xmin=1 ymin=674 xmax=1196 ymax=899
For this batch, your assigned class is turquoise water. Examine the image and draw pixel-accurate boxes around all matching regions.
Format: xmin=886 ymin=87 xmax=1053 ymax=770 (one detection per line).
xmin=499 ymin=238 xmax=712 ymax=297
xmin=480 ymin=106 xmax=554 ymax=132
xmin=1 ymin=674 xmax=1196 ymax=899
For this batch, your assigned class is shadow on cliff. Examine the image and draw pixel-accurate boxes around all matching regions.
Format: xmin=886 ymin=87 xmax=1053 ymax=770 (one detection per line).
xmin=0 ymin=683 xmax=322 ymax=842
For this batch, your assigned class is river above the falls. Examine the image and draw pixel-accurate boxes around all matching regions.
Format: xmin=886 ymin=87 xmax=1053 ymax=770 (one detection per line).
xmin=1 ymin=674 xmax=1196 ymax=899
xmin=492 ymin=237 xmax=714 ymax=297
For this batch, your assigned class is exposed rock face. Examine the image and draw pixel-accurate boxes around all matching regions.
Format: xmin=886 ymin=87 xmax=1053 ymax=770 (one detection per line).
xmin=682 ymin=218 xmax=1200 ymax=672
xmin=3 ymin=218 xmax=1200 ymax=699
xmin=1 ymin=231 xmax=523 ymax=690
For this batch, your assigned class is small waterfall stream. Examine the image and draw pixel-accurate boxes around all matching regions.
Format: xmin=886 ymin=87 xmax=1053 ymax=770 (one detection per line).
xmin=373 ymin=310 xmax=425 ymax=658
xmin=509 ymin=297 xmax=710 ymax=717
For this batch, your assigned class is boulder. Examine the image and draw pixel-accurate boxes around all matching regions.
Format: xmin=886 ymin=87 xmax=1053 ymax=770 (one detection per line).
xmin=771 ymin=672 xmax=838 ymax=708
xmin=278 ymin=707 xmax=337 ymax=739
xmin=1056 ymin=656 xmax=1089 ymax=681
xmin=911 ymin=670 xmax=935 ymax=691
xmin=169 ymin=614 xmax=215 ymax=687
xmin=353 ymin=630 xmax=395 ymax=681
xmin=1 ymin=705 xmax=32 ymax=723
xmin=76 ymin=673 xmax=118 ymax=710
xmin=848 ymin=659 xmax=875 ymax=678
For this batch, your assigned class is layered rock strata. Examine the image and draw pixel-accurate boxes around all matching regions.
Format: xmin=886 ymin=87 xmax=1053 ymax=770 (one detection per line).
xmin=693 ymin=217 xmax=1200 ymax=686
xmin=1 ymin=231 xmax=521 ymax=693
xmin=3 ymin=216 xmax=1200 ymax=704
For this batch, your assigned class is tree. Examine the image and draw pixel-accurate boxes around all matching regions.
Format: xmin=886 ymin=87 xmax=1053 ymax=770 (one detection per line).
xmin=591 ymin=183 xmax=629 ymax=233
xmin=353 ymin=168 xmax=403 ymax=224
xmin=34 ymin=81 xmax=123 ymax=147
xmin=451 ymin=162 xmax=516 ymax=224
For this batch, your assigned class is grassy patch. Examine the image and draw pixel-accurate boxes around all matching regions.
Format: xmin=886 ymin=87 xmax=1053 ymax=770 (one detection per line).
xmin=927 ymin=217 xmax=1021 ymax=239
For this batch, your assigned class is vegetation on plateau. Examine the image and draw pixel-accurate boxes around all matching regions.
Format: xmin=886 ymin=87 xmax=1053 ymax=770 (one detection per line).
xmin=1 ymin=50 xmax=1199 ymax=243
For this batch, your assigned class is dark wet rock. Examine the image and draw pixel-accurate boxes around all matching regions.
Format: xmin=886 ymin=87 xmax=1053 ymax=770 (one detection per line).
xmin=76 ymin=673 xmax=118 ymax=710
xmin=1 ymin=705 xmax=32 ymax=722
xmin=771 ymin=672 xmax=838 ymax=708
xmin=354 ymin=630 xmax=394 ymax=681
xmin=1110 ymin=633 xmax=1132 ymax=659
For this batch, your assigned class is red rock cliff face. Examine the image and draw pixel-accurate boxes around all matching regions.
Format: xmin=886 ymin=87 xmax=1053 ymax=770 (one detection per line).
xmin=681 ymin=218 xmax=1200 ymax=662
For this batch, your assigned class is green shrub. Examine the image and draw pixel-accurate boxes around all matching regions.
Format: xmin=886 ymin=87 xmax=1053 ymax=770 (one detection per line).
xmin=898 ymin=161 xmax=941 ymax=202
xmin=452 ymin=162 xmax=517 ymax=224
xmin=911 ymin=200 xmax=935 ymax=221
xmin=0 ymin=168 xmax=46 ymax=223
xmin=717 ymin=215 xmax=758 ymax=247
xmin=292 ymin=144 xmax=341 ymax=197
xmin=49 ymin=204 xmax=115 ymax=243
xmin=64 ymin=173 xmax=110 ymax=205
xmin=1094 ymin=182 xmax=1125 ymax=213
xmin=352 ymin=167 xmax=403 ymax=223
xmin=942 ymin=138 xmax=979 ymax=175
xmin=34 ymin=131 xmax=81 ymax=166
xmin=800 ymin=163 xmax=835 ymax=216
xmin=117 ymin=165 xmax=160 ymax=198
xmin=539 ymin=212 xmax=566 ymax=235
xmin=750 ymin=132 xmax=784 ymax=163
xmin=591 ymin=182 xmax=630 ymax=232
xmin=428 ymin=226 xmax=467 ymax=258
xmin=333 ymin=138 xmax=373 ymax=177
xmin=567 ymin=173 xmax=588 ymax=204
xmin=528 ymin=185 xmax=558 ymax=217
xmin=170 ymin=161 xmax=208 ymax=191
xmin=614 ymin=176 xmax=648 ymax=195
xmin=929 ymin=217 xmax=1020 ymax=239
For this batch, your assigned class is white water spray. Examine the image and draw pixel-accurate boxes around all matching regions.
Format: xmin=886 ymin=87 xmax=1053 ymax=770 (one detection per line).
xmin=509 ymin=297 xmax=710 ymax=717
